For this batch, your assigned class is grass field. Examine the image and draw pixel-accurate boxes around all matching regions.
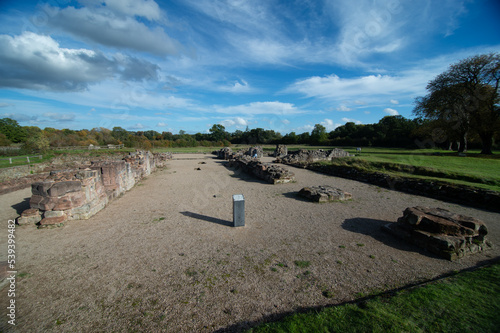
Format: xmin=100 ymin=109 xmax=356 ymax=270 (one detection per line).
xmin=249 ymin=263 xmax=500 ymax=333
xmin=333 ymin=147 xmax=500 ymax=192
xmin=0 ymin=154 xmax=53 ymax=168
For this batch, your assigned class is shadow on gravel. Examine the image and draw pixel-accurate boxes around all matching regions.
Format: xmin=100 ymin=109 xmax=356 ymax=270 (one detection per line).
xmin=281 ymin=191 xmax=312 ymax=202
xmin=181 ymin=211 xmax=233 ymax=227
xmin=341 ymin=217 xmax=441 ymax=258
xmin=11 ymin=197 xmax=31 ymax=215
xmin=214 ymin=253 xmax=500 ymax=333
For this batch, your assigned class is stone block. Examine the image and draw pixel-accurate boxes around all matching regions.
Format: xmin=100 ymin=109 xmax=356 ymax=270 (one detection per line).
xmin=52 ymin=192 xmax=85 ymax=211
xmin=21 ymin=208 xmax=40 ymax=217
xmin=30 ymin=195 xmax=57 ymax=211
xmin=17 ymin=209 xmax=42 ymax=225
xmin=43 ymin=210 xmax=65 ymax=218
xmin=384 ymin=206 xmax=492 ymax=260
xmin=40 ymin=215 xmax=66 ymax=225
xmin=47 ymin=181 xmax=82 ymax=197
xmin=31 ymin=182 xmax=53 ymax=196
xmin=298 ymin=185 xmax=352 ymax=202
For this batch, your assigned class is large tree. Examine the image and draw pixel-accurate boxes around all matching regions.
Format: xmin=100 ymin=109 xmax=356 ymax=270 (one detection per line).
xmin=414 ymin=53 xmax=500 ymax=154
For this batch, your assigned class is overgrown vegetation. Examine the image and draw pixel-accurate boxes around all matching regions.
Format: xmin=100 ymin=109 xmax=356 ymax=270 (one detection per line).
xmin=249 ymin=263 xmax=500 ymax=332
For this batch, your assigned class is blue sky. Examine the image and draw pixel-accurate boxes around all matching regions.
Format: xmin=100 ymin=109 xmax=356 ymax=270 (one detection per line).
xmin=0 ymin=0 xmax=499 ymax=134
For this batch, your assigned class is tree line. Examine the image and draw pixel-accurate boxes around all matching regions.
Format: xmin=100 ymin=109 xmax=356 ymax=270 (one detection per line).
xmin=0 ymin=113 xmax=496 ymax=154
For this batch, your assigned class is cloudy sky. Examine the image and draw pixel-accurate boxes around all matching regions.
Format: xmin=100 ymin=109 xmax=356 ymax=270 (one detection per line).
xmin=0 ymin=0 xmax=499 ymax=134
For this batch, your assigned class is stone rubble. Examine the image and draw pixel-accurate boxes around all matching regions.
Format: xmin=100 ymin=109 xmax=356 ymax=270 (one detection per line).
xmin=228 ymin=155 xmax=295 ymax=184
xmin=298 ymin=185 xmax=352 ymax=202
xmin=383 ymin=206 xmax=492 ymax=260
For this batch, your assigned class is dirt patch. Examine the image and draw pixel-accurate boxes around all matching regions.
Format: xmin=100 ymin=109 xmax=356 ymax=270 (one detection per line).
xmin=1 ymin=154 xmax=499 ymax=332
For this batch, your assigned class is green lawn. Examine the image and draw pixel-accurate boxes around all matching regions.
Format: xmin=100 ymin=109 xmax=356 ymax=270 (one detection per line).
xmin=0 ymin=154 xmax=52 ymax=168
xmin=249 ymin=263 xmax=500 ymax=333
xmin=330 ymin=147 xmax=500 ymax=192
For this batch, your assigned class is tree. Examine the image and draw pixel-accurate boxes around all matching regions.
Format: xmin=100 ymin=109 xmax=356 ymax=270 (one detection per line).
xmin=22 ymin=132 xmax=49 ymax=153
xmin=310 ymin=124 xmax=328 ymax=145
xmin=0 ymin=118 xmax=27 ymax=143
xmin=414 ymin=53 xmax=500 ymax=154
xmin=209 ymin=124 xmax=226 ymax=142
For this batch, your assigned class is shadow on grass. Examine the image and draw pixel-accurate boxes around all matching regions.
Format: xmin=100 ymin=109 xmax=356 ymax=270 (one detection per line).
xmin=11 ymin=197 xmax=31 ymax=215
xmin=341 ymin=217 xmax=442 ymax=258
xmin=181 ymin=211 xmax=233 ymax=227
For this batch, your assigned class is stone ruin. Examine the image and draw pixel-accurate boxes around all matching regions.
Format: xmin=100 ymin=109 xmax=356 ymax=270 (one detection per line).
xmin=16 ymin=151 xmax=172 ymax=228
xmin=276 ymin=148 xmax=353 ymax=164
xmin=214 ymin=146 xmax=264 ymax=160
xmin=298 ymin=185 xmax=352 ymax=203
xmin=228 ymin=155 xmax=295 ymax=184
xmin=383 ymin=206 xmax=492 ymax=260
xmin=248 ymin=146 xmax=264 ymax=158
xmin=215 ymin=147 xmax=234 ymax=160
xmin=273 ymin=144 xmax=288 ymax=158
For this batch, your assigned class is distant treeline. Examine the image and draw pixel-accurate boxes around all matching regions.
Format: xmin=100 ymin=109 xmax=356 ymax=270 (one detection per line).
xmin=0 ymin=115 xmax=496 ymax=154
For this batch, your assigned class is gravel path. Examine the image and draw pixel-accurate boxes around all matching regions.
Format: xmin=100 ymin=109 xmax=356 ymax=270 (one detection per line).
xmin=1 ymin=154 xmax=499 ymax=332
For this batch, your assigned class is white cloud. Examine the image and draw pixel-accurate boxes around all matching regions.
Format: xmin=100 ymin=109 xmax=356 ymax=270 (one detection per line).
xmin=390 ymin=99 xmax=399 ymax=104
xmin=215 ymin=101 xmax=303 ymax=116
xmin=129 ymin=123 xmax=145 ymax=130
xmin=218 ymin=79 xmax=254 ymax=93
xmin=296 ymin=124 xmax=315 ymax=133
xmin=336 ymin=105 xmax=352 ymax=112
xmin=43 ymin=112 xmax=76 ymax=121
xmin=341 ymin=117 xmax=362 ymax=124
xmin=383 ymin=108 xmax=399 ymax=116
xmin=46 ymin=5 xmax=180 ymax=56
xmin=157 ymin=122 xmax=168 ymax=127
xmin=287 ymin=73 xmax=428 ymax=102
xmin=220 ymin=117 xmax=249 ymax=128
xmin=321 ymin=119 xmax=341 ymax=131
xmin=0 ymin=32 xmax=159 ymax=91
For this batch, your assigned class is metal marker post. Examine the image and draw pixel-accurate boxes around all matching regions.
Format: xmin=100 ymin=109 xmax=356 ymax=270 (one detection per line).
xmin=232 ymin=194 xmax=245 ymax=227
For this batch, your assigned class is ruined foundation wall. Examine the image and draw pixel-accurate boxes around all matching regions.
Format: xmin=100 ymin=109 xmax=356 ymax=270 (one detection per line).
xmin=17 ymin=151 xmax=172 ymax=227
xmin=228 ymin=155 xmax=295 ymax=184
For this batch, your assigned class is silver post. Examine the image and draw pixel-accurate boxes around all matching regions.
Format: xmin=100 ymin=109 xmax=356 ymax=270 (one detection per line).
xmin=232 ymin=194 xmax=245 ymax=227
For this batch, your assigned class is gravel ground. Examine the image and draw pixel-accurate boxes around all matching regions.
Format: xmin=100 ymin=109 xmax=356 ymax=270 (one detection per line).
xmin=1 ymin=154 xmax=499 ymax=332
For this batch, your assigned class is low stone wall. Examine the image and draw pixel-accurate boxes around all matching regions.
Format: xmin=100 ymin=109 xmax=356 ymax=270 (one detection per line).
xmin=297 ymin=163 xmax=500 ymax=213
xmin=17 ymin=151 xmax=172 ymax=227
xmin=276 ymin=148 xmax=353 ymax=164
xmin=228 ymin=155 xmax=295 ymax=184
xmin=0 ymin=151 xmax=146 ymax=194
xmin=214 ymin=146 xmax=264 ymax=160
xmin=383 ymin=206 xmax=492 ymax=260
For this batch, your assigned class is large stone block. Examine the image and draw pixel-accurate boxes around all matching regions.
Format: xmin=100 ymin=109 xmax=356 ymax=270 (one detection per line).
xmin=30 ymin=195 xmax=57 ymax=211
xmin=383 ymin=206 xmax=491 ymax=260
xmin=52 ymin=191 xmax=85 ymax=211
xmin=47 ymin=181 xmax=82 ymax=197
xmin=299 ymin=185 xmax=352 ymax=202
xmin=16 ymin=208 xmax=41 ymax=225
xmin=40 ymin=215 xmax=66 ymax=225
xmin=31 ymin=182 xmax=53 ymax=196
